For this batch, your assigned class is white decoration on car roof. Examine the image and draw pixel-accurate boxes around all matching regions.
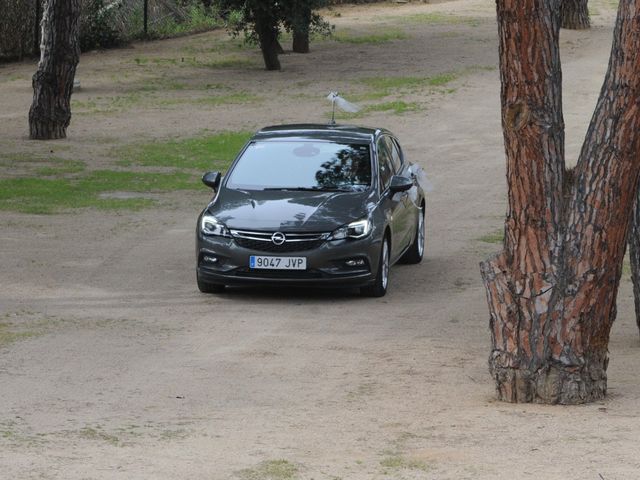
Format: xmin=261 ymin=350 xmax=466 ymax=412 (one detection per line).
xmin=327 ymin=92 xmax=361 ymax=124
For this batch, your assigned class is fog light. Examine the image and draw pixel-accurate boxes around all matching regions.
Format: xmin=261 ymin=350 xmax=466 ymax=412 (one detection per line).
xmin=345 ymin=258 xmax=366 ymax=267
xmin=203 ymin=256 xmax=218 ymax=264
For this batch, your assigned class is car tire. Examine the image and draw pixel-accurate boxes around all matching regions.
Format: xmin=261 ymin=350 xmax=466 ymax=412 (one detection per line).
xmin=197 ymin=274 xmax=225 ymax=294
xmin=400 ymin=205 xmax=425 ymax=264
xmin=361 ymin=236 xmax=390 ymax=298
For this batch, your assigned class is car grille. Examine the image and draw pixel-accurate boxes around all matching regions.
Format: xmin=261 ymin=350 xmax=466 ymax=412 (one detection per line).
xmin=230 ymin=229 xmax=329 ymax=253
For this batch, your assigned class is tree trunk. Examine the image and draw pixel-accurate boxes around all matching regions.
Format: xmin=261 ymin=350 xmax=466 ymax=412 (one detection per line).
xmin=255 ymin=14 xmax=280 ymax=71
xmin=561 ymin=0 xmax=590 ymax=30
xmin=482 ymin=0 xmax=640 ymax=404
xmin=34 ymin=0 xmax=43 ymax=56
xmin=629 ymin=194 xmax=640 ymax=335
xmin=29 ymin=0 xmax=80 ymax=140
xmin=292 ymin=30 xmax=309 ymax=54
xmin=292 ymin=4 xmax=311 ymax=54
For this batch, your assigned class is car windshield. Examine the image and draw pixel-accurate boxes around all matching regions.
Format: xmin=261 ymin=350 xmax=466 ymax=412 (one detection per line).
xmin=225 ymin=140 xmax=372 ymax=191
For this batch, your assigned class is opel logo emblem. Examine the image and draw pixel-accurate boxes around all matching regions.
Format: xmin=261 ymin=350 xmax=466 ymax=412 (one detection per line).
xmin=271 ymin=232 xmax=286 ymax=245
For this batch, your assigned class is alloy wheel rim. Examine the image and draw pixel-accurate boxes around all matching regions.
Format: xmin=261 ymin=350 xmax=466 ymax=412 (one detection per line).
xmin=418 ymin=210 xmax=425 ymax=257
xmin=382 ymin=240 xmax=389 ymax=290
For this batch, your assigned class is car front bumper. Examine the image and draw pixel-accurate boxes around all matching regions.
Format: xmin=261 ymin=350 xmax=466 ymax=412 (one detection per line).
xmin=196 ymin=232 xmax=382 ymax=288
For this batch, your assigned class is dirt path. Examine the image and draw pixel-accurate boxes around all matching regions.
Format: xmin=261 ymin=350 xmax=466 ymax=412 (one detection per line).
xmin=1 ymin=1 xmax=639 ymax=479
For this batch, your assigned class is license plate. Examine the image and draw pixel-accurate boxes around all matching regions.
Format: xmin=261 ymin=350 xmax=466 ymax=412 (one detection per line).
xmin=249 ymin=256 xmax=307 ymax=270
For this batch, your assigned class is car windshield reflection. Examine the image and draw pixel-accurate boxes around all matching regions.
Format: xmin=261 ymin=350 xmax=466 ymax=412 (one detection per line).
xmin=226 ymin=140 xmax=372 ymax=192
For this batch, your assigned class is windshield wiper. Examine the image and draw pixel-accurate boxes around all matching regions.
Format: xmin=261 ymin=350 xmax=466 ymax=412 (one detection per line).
xmin=263 ymin=186 xmax=352 ymax=192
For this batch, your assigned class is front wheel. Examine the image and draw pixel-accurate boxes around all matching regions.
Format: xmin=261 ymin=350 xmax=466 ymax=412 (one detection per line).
xmin=361 ymin=236 xmax=390 ymax=297
xmin=400 ymin=206 xmax=425 ymax=264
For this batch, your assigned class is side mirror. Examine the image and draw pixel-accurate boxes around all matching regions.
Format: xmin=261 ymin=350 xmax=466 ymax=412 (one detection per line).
xmin=388 ymin=175 xmax=413 ymax=194
xmin=202 ymin=171 xmax=221 ymax=190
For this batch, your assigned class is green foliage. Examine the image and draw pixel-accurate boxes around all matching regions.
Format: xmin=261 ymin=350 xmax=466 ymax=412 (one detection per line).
xmin=80 ymin=0 xmax=123 ymax=51
xmin=281 ymin=0 xmax=331 ymax=41
xmin=220 ymin=0 xmax=280 ymax=41
xmin=218 ymin=0 xmax=330 ymax=68
xmin=80 ymin=0 xmax=223 ymax=44
xmin=0 ymin=0 xmax=38 ymax=60
xmin=145 ymin=2 xmax=221 ymax=38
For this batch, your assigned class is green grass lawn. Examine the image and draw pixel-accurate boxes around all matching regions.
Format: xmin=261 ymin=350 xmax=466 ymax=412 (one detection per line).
xmin=0 ymin=130 xmax=252 ymax=214
xmin=118 ymin=130 xmax=252 ymax=170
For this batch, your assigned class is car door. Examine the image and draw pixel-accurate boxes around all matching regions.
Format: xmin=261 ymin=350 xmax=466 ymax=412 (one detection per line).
xmin=377 ymin=137 xmax=406 ymax=262
xmin=382 ymin=135 xmax=417 ymax=250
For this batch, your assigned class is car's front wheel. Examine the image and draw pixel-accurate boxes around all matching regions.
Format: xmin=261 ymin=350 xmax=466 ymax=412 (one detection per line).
xmin=197 ymin=273 xmax=225 ymax=294
xmin=361 ymin=236 xmax=390 ymax=298
xmin=400 ymin=205 xmax=425 ymax=264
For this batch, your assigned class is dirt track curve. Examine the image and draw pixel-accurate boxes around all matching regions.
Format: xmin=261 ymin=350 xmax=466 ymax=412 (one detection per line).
xmin=1 ymin=1 xmax=639 ymax=478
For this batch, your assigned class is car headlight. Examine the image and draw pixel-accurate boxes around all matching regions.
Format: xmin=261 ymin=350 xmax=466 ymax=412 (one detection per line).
xmin=200 ymin=214 xmax=229 ymax=237
xmin=329 ymin=217 xmax=372 ymax=240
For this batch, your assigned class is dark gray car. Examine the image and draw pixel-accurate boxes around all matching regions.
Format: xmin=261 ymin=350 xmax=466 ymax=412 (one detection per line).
xmin=196 ymin=124 xmax=426 ymax=297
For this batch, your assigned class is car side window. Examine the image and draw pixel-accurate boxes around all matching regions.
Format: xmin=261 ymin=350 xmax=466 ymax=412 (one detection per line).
xmin=377 ymin=139 xmax=394 ymax=191
xmin=389 ymin=138 xmax=403 ymax=173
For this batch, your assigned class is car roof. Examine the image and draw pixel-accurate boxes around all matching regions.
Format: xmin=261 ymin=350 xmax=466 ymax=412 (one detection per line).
xmin=252 ymin=124 xmax=391 ymax=144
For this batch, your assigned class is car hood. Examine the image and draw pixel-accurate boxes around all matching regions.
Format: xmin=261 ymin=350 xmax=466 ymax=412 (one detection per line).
xmin=209 ymin=188 xmax=372 ymax=232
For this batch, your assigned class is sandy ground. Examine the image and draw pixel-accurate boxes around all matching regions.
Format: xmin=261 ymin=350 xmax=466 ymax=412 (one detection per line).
xmin=1 ymin=1 xmax=639 ymax=479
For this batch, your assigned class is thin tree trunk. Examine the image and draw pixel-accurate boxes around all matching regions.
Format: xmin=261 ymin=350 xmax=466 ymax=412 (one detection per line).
xmin=292 ymin=5 xmax=311 ymax=54
xmin=482 ymin=0 xmax=640 ymax=404
xmin=29 ymin=0 xmax=80 ymax=140
xmin=292 ymin=30 xmax=309 ymax=54
xmin=561 ymin=0 xmax=590 ymax=30
xmin=255 ymin=11 xmax=281 ymax=71
xmin=629 ymin=194 xmax=640 ymax=335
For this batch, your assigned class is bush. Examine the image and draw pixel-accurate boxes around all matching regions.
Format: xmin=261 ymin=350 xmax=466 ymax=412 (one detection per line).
xmin=0 ymin=0 xmax=39 ymax=61
xmin=80 ymin=0 xmax=123 ymax=51
xmin=147 ymin=2 xmax=221 ymax=38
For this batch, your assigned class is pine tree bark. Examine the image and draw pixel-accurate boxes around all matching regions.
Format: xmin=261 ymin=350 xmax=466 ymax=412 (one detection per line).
xmin=629 ymin=195 xmax=640 ymax=335
xmin=29 ymin=0 xmax=81 ymax=140
xmin=482 ymin=0 xmax=640 ymax=404
xmin=561 ymin=0 xmax=590 ymax=30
